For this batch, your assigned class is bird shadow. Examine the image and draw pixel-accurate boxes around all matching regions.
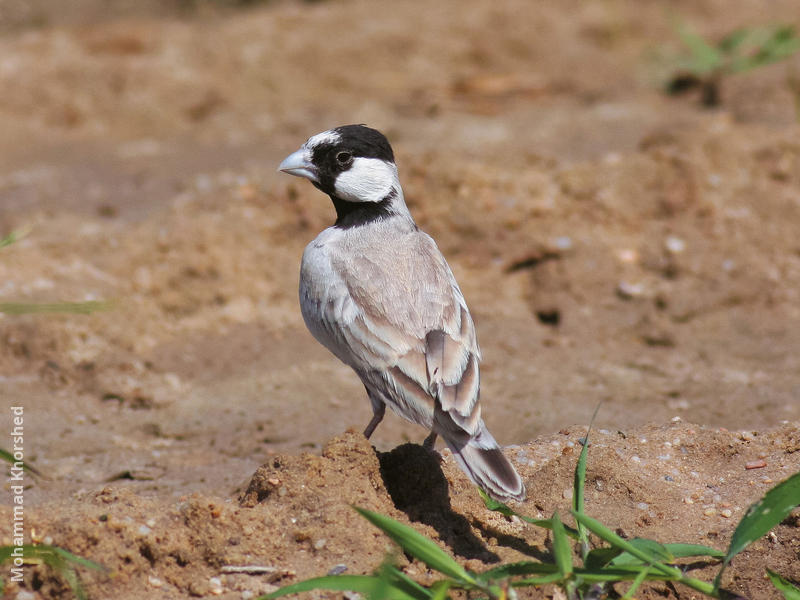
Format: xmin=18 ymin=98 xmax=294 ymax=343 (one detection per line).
xmin=376 ymin=442 xmax=499 ymax=563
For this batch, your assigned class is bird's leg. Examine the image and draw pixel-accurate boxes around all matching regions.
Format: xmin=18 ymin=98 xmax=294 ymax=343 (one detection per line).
xmin=423 ymin=431 xmax=438 ymax=450
xmin=363 ymin=398 xmax=385 ymax=439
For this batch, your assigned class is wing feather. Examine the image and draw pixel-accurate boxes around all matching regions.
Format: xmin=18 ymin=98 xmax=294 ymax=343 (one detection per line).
xmin=316 ymin=226 xmax=483 ymax=435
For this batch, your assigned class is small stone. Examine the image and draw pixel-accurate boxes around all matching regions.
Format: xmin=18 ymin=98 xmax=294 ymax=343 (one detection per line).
xmin=683 ymin=497 xmax=694 ymax=505
xmin=617 ymin=280 xmax=646 ymax=300
xmin=704 ymin=508 xmax=717 ymax=516
xmin=314 ymin=538 xmax=327 ymax=550
xmin=636 ymin=502 xmax=649 ymax=511
xmin=328 ymin=564 xmax=348 ymax=576
xmin=149 ymin=576 xmax=163 ymax=588
xmin=616 ymin=248 xmax=639 ymax=264
xmin=139 ymin=525 xmax=152 ymax=535
xmin=562 ymin=488 xmax=574 ymax=500
xmin=665 ymin=236 xmax=686 ymax=254
xmin=720 ymin=509 xmax=733 ymax=518
xmin=553 ymin=236 xmax=573 ymax=250
xmin=16 ymin=591 xmax=37 ymax=600
xmin=209 ymin=576 xmax=223 ymax=595
xmin=745 ymin=460 xmax=767 ymax=470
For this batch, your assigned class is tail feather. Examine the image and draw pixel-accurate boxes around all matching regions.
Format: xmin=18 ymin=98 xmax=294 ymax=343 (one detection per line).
xmin=445 ymin=435 xmax=526 ymax=503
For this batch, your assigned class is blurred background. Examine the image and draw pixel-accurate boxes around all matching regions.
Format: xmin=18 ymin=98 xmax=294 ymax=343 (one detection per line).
xmin=1 ymin=0 xmax=799 ymax=494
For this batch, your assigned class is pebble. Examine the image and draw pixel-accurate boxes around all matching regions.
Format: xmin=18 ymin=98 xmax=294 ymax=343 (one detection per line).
xmin=314 ymin=538 xmax=327 ymax=550
xmin=209 ymin=577 xmax=223 ymax=595
xmin=617 ymin=281 xmax=646 ymax=299
xmin=636 ymin=502 xmax=649 ymax=511
xmin=720 ymin=509 xmax=733 ymax=518
xmin=703 ymin=508 xmax=717 ymax=516
xmin=328 ymin=564 xmax=348 ymax=576
xmin=745 ymin=460 xmax=767 ymax=470
xmin=616 ymin=248 xmax=638 ymax=264
xmin=138 ymin=525 xmax=152 ymax=535
xmin=149 ymin=576 xmax=164 ymax=588
xmin=16 ymin=591 xmax=37 ymax=600
xmin=665 ymin=236 xmax=686 ymax=254
xmin=562 ymin=488 xmax=574 ymax=500
xmin=553 ymin=236 xmax=573 ymax=250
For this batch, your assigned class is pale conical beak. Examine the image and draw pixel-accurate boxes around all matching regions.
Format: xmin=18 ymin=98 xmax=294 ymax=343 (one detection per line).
xmin=278 ymin=148 xmax=318 ymax=182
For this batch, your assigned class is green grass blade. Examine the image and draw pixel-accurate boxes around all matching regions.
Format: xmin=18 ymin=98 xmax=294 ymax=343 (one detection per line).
xmin=263 ymin=575 xmax=425 ymax=600
xmin=429 ymin=580 xmax=451 ymax=600
xmin=511 ymin=572 xmax=565 ymax=586
xmin=0 ymin=545 xmax=106 ymax=600
xmin=663 ymin=543 xmax=724 ymax=560
xmin=0 ymin=448 xmax=43 ymax=477
xmin=585 ymin=546 xmax=623 ymax=569
xmin=591 ymin=540 xmax=722 ymax=568
xmin=571 ymin=512 xmax=677 ymax=578
xmin=50 ymin=546 xmax=107 ymax=572
xmin=477 ymin=561 xmax=557 ymax=582
xmin=572 ymin=513 xmax=717 ymax=595
xmin=610 ymin=538 xmax=672 ymax=566
xmin=724 ymin=471 xmax=800 ymax=561
xmin=717 ymin=28 xmax=749 ymax=53
xmin=354 ymin=508 xmax=475 ymax=585
xmin=0 ymin=227 xmax=31 ymax=249
xmin=573 ymin=402 xmax=600 ymax=559
xmin=767 ymin=569 xmax=800 ymax=600
xmin=378 ymin=562 xmax=434 ymax=600
xmin=0 ymin=301 xmax=113 ymax=315
xmin=676 ymin=22 xmax=723 ymax=74
xmin=715 ymin=471 xmax=800 ymax=591
xmin=550 ymin=511 xmax=573 ymax=578
xmin=478 ymin=489 xmax=580 ymax=539
xmin=622 ymin=565 xmax=651 ymax=599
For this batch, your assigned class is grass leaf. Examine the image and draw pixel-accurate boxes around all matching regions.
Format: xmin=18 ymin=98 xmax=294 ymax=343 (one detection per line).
xmin=676 ymin=21 xmax=723 ymax=74
xmin=551 ymin=511 xmax=573 ymax=578
xmin=715 ymin=471 xmax=800 ymax=591
xmin=478 ymin=489 xmax=580 ymax=539
xmin=609 ymin=538 xmax=672 ymax=566
xmin=574 ymin=401 xmax=601 ymax=558
xmin=0 ymin=545 xmax=106 ymax=600
xmin=663 ymin=543 xmax=724 ymax=560
xmin=622 ymin=565 xmax=651 ymax=599
xmin=0 ymin=448 xmax=43 ymax=477
xmin=571 ymin=512 xmax=679 ymax=579
xmin=477 ymin=561 xmax=557 ymax=582
xmin=0 ymin=227 xmax=31 ymax=250
xmin=767 ymin=569 xmax=800 ymax=600
xmin=354 ymin=507 xmax=475 ymax=585
xmin=724 ymin=471 xmax=800 ymax=561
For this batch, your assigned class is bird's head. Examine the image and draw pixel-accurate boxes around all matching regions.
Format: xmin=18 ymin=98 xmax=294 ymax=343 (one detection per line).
xmin=279 ymin=125 xmax=401 ymax=205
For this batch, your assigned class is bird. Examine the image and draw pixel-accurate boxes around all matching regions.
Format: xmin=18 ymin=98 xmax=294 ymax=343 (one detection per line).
xmin=278 ymin=124 xmax=525 ymax=502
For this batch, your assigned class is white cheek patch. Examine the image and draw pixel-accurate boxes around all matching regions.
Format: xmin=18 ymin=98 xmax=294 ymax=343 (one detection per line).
xmin=334 ymin=157 xmax=399 ymax=203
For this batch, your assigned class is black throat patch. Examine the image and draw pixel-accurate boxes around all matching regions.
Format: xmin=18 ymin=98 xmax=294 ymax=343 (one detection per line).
xmin=332 ymin=189 xmax=397 ymax=229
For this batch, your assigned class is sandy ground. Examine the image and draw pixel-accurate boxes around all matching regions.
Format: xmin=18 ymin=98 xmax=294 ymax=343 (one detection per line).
xmin=0 ymin=0 xmax=799 ymax=598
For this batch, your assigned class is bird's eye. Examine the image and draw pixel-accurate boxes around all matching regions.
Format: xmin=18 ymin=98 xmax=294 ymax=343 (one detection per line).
xmin=336 ymin=151 xmax=353 ymax=165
